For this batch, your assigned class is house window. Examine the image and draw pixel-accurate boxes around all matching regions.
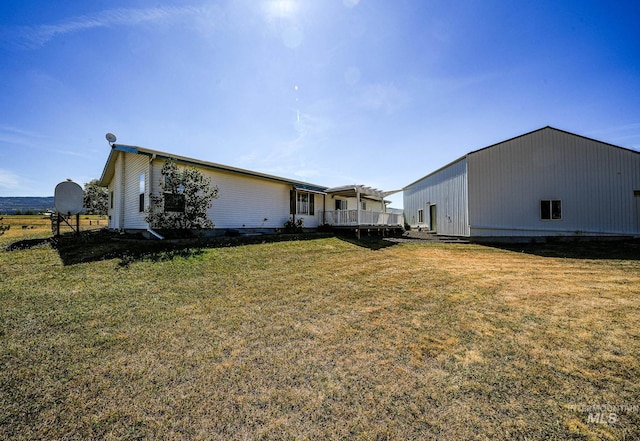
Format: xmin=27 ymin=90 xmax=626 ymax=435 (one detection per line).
xmin=110 ymin=191 xmax=114 ymax=209
xmin=164 ymin=193 xmax=185 ymax=213
xmin=139 ymin=174 xmax=145 ymax=212
xmin=418 ymin=209 xmax=424 ymax=223
xmin=335 ymin=199 xmax=347 ymax=210
xmin=361 ymin=200 xmax=367 ymax=210
xmin=296 ymin=191 xmax=315 ymax=215
xmin=541 ymin=200 xmax=562 ymax=220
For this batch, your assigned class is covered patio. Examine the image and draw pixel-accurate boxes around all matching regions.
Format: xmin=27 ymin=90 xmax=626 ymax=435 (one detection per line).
xmin=320 ymin=185 xmax=404 ymax=237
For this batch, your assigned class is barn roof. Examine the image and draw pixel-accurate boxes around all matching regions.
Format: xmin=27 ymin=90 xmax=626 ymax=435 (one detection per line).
xmin=468 ymin=126 xmax=640 ymax=156
xmin=404 ymin=126 xmax=639 ymax=189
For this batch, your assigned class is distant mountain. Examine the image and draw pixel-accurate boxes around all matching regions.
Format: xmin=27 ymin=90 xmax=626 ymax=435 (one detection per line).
xmin=0 ymin=197 xmax=55 ymax=214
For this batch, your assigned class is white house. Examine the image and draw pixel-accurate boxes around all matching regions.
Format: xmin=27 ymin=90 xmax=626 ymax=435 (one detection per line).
xmin=99 ymin=143 xmax=403 ymax=236
xmin=404 ymin=127 xmax=640 ymax=239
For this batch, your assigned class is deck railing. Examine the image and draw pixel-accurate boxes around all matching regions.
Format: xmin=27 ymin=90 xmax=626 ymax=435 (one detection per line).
xmin=321 ymin=210 xmax=404 ymax=227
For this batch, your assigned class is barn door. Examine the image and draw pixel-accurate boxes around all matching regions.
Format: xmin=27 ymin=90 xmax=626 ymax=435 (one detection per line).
xmin=429 ymin=204 xmax=437 ymax=232
xmin=635 ymin=191 xmax=640 ymax=233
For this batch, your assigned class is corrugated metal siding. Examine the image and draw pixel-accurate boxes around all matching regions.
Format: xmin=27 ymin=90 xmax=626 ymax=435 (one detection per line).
xmin=468 ymin=127 xmax=640 ymax=236
xmin=123 ymin=154 xmax=149 ymax=229
xmin=403 ymin=158 xmax=469 ymax=236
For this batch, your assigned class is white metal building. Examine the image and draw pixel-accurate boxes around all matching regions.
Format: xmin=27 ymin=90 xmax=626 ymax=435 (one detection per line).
xmin=404 ymin=127 xmax=640 ymax=239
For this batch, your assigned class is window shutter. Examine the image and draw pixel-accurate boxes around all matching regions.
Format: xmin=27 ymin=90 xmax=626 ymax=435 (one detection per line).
xmin=290 ymin=190 xmax=296 ymax=215
xmin=309 ymin=193 xmax=315 ymax=215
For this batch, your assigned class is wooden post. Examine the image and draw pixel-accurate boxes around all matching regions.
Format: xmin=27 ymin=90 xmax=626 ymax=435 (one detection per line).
xmin=356 ymin=189 xmax=361 ymax=227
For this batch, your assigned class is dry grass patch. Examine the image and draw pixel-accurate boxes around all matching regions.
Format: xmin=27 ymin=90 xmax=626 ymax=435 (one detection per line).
xmin=1 ymin=232 xmax=639 ymax=440
xmin=0 ymin=214 xmax=104 ymax=241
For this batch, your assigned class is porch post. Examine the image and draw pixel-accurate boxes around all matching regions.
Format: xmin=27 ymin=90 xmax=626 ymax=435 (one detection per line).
xmin=356 ymin=188 xmax=361 ymax=226
xmin=323 ymin=194 xmax=326 ymax=225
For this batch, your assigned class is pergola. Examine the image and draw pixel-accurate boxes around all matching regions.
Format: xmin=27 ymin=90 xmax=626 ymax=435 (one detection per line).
xmin=323 ymin=185 xmax=403 ymax=237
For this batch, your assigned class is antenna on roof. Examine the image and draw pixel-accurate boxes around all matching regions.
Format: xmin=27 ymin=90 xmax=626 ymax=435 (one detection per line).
xmin=105 ymin=133 xmax=117 ymax=146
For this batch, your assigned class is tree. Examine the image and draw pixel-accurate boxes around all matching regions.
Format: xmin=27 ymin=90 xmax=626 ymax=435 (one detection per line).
xmin=83 ymin=179 xmax=108 ymax=215
xmin=145 ymin=159 xmax=219 ymax=231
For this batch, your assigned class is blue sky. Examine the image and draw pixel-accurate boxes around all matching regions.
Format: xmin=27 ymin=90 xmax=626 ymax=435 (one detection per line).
xmin=1 ymin=0 xmax=639 ymax=207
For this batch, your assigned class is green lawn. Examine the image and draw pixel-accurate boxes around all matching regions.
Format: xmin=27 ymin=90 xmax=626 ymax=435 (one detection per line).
xmin=1 ymin=230 xmax=639 ymax=440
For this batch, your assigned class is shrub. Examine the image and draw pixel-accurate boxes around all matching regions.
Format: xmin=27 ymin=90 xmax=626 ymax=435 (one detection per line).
xmin=284 ymin=217 xmax=304 ymax=233
xmin=146 ymin=159 xmax=219 ymax=231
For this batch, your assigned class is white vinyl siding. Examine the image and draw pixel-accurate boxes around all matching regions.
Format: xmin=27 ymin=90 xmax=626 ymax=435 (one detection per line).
xmin=149 ymin=160 xmax=321 ymax=229
xmin=123 ymin=154 xmax=149 ymax=229
xmin=106 ymin=153 xmax=124 ymax=230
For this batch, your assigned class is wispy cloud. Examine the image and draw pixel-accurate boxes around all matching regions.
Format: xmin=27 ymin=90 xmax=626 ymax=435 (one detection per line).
xmin=585 ymin=123 xmax=640 ymax=150
xmin=0 ymin=168 xmax=21 ymax=191
xmin=235 ymin=110 xmax=333 ymax=182
xmin=0 ymin=125 xmax=50 ymax=148
xmin=355 ymin=82 xmax=411 ymax=114
xmin=3 ymin=5 xmax=212 ymax=49
xmin=0 ymin=125 xmax=93 ymax=158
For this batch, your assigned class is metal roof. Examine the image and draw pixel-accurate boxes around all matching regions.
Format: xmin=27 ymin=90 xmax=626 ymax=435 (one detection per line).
xmin=403 ymin=126 xmax=640 ymax=189
xmin=99 ymin=144 xmax=328 ymax=193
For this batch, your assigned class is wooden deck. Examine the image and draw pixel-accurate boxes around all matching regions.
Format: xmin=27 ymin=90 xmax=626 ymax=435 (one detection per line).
xmin=321 ymin=210 xmax=404 ymax=227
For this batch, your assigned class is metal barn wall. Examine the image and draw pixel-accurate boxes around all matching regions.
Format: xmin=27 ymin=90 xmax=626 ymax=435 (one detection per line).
xmin=467 ymin=127 xmax=640 ymax=237
xmin=150 ymin=160 xmax=318 ymax=229
xmin=403 ymin=158 xmax=469 ymax=236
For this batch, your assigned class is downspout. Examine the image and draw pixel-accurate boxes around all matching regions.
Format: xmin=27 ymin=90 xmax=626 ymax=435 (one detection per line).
xmin=146 ymin=154 xmax=161 ymax=239
xmin=146 ymin=226 xmax=164 ymax=240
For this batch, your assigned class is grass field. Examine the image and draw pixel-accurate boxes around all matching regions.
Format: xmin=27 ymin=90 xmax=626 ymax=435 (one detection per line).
xmin=1 ymin=224 xmax=639 ymax=440
xmin=0 ymin=214 xmax=105 ymax=240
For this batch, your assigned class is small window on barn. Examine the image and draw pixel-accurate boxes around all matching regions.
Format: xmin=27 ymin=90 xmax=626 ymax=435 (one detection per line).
xmin=541 ymin=200 xmax=562 ymax=220
xmin=418 ymin=209 xmax=424 ymax=223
